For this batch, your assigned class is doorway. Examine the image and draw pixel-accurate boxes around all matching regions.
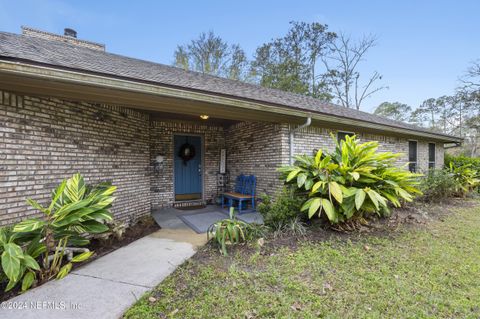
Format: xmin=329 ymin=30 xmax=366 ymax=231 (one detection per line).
xmin=174 ymin=135 xmax=203 ymax=201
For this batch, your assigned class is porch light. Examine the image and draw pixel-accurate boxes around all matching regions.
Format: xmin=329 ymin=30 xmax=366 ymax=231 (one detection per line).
xmin=200 ymin=114 xmax=209 ymax=120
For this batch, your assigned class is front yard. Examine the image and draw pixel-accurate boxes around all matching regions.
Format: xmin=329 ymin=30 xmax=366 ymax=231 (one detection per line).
xmin=125 ymin=201 xmax=480 ymax=318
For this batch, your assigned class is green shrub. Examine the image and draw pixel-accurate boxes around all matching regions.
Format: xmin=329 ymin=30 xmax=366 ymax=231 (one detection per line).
xmin=419 ymin=170 xmax=458 ymax=202
xmin=258 ymin=187 xmax=305 ymax=227
xmin=279 ymin=135 xmax=422 ymax=224
xmin=0 ymin=227 xmax=42 ymax=292
xmin=0 ymin=173 xmax=115 ymax=292
xmin=207 ymin=208 xmax=262 ymax=256
xmin=446 ymin=162 xmax=480 ymax=196
xmin=245 ymin=223 xmax=269 ymax=241
xmin=445 ymin=154 xmax=480 ymax=174
xmin=271 ymin=216 xmax=307 ymax=238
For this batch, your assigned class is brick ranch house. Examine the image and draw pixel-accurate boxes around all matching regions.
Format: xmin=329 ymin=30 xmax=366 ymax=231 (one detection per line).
xmin=0 ymin=27 xmax=462 ymax=226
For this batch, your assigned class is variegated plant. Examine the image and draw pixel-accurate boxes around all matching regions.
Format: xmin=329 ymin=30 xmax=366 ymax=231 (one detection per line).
xmin=279 ymin=135 xmax=422 ymax=224
xmin=0 ymin=173 xmax=116 ymax=292
xmin=0 ymin=227 xmax=43 ymax=292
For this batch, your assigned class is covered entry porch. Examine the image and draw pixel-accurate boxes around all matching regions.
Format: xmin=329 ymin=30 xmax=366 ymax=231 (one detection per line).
xmin=148 ymin=110 xmax=285 ymax=211
xmin=0 ymin=62 xmax=311 ymax=224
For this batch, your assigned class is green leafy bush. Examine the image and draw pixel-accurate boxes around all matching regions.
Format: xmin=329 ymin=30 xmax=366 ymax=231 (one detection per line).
xmin=258 ymin=187 xmax=305 ymax=227
xmin=0 ymin=227 xmax=42 ymax=292
xmin=245 ymin=223 xmax=269 ymax=241
xmin=446 ymin=162 xmax=479 ymax=196
xmin=419 ymin=170 xmax=458 ymax=202
xmin=445 ymin=154 xmax=480 ymax=174
xmin=279 ymin=135 xmax=422 ymax=224
xmin=0 ymin=173 xmax=116 ymax=292
xmin=207 ymin=208 xmax=253 ymax=256
xmin=272 ymin=216 xmax=307 ymax=238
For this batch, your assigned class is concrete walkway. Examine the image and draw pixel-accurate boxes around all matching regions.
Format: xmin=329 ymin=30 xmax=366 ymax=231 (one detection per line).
xmin=0 ymin=216 xmax=207 ymax=319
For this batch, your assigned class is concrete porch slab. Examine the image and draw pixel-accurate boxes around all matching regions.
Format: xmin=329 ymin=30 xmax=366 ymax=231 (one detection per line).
xmin=152 ymin=205 xmax=263 ymax=234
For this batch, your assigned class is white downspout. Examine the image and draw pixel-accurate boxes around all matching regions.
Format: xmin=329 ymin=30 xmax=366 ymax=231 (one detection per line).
xmin=289 ymin=117 xmax=312 ymax=165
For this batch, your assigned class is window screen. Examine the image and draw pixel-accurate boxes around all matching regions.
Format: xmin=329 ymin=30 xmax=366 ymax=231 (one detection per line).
xmin=408 ymin=141 xmax=417 ymax=172
xmin=428 ymin=143 xmax=435 ymax=169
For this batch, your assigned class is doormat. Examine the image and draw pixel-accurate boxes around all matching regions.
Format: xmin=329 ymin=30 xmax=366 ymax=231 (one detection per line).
xmin=175 ymin=193 xmax=202 ymax=201
xmin=176 ymin=205 xmax=206 ymax=211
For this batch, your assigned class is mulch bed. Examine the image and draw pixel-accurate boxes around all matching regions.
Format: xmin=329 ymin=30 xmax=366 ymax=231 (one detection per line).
xmin=0 ymin=216 xmax=160 ymax=302
xmin=86 ymin=216 xmax=160 ymax=260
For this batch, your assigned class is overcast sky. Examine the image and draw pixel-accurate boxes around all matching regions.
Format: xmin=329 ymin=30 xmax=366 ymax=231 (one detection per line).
xmin=1 ymin=0 xmax=478 ymax=112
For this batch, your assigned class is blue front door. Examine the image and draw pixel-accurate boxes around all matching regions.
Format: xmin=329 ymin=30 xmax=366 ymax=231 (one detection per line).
xmin=174 ymin=135 xmax=202 ymax=201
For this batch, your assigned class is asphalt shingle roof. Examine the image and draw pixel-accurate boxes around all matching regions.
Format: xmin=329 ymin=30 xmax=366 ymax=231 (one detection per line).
xmin=0 ymin=31 xmax=459 ymax=140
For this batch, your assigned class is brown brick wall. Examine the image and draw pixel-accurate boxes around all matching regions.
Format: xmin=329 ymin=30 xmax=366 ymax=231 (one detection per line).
xmin=226 ymin=122 xmax=287 ymax=197
xmin=0 ymin=90 xmax=151 ymax=226
xmin=288 ymin=125 xmax=445 ymax=172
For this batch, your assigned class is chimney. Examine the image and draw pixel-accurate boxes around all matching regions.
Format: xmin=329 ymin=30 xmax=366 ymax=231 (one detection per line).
xmin=21 ymin=26 xmax=105 ymax=51
xmin=64 ymin=28 xmax=77 ymax=38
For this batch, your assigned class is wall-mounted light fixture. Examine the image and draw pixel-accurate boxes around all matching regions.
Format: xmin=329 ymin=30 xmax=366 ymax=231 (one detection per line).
xmin=153 ymin=154 xmax=164 ymax=173
xmin=200 ymin=114 xmax=209 ymax=120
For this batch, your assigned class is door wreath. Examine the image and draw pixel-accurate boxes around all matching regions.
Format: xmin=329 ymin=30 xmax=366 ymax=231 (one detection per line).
xmin=178 ymin=139 xmax=196 ymax=165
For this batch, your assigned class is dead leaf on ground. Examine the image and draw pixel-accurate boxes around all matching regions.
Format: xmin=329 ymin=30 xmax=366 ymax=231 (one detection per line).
xmin=257 ymin=238 xmax=265 ymax=247
xmin=290 ymin=301 xmax=303 ymax=311
xmin=148 ymin=296 xmax=157 ymax=303
xmin=321 ymin=282 xmax=333 ymax=295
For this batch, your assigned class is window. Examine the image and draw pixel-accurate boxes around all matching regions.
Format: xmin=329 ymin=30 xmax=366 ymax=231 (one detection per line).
xmin=337 ymin=131 xmax=354 ymax=143
xmin=408 ymin=141 xmax=417 ymax=172
xmin=428 ymin=143 xmax=436 ymax=169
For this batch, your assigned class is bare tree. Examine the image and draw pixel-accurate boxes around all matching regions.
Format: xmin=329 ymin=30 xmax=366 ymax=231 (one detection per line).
xmin=322 ymin=33 xmax=387 ymax=110
xmin=457 ymin=60 xmax=480 ymax=153
xmin=461 ymin=60 xmax=480 ymax=90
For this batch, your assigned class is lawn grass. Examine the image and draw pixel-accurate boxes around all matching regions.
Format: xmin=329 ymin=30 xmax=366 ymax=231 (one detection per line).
xmin=124 ymin=204 xmax=480 ymax=318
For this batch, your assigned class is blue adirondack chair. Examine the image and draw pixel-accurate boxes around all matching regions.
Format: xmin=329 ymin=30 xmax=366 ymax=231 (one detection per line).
xmin=221 ymin=175 xmax=256 ymax=214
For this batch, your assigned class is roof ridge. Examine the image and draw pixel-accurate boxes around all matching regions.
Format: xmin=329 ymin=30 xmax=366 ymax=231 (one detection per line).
xmin=21 ymin=26 xmax=105 ymax=49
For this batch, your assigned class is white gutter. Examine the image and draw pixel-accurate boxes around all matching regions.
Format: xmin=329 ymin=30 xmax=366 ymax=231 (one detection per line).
xmin=289 ymin=117 xmax=312 ymax=165
xmin=444 ymin=142 xmax=462 ymax=149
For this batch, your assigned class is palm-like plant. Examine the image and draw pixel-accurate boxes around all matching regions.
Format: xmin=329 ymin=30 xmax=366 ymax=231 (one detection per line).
xmin=279 ymin=135 xmax=422 ymax=224
xmin=8 ymin=173 xmax=116 ymax=286
xmin=207 ymin=208 xmax=250 ymax=256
